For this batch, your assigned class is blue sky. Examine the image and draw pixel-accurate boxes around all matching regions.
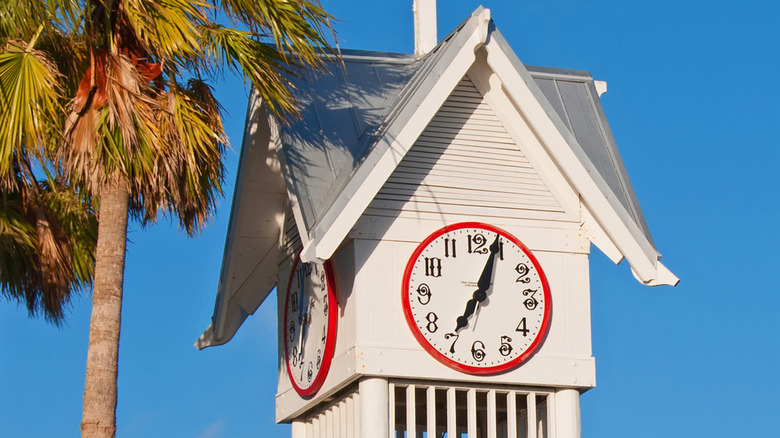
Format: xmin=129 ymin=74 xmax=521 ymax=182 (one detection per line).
xmin=2 ymin=1 xmax=779 ymax=436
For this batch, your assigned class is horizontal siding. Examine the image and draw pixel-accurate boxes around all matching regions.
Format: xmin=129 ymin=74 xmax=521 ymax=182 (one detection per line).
xmin=369 ymin=75 xmax=563 ymax=220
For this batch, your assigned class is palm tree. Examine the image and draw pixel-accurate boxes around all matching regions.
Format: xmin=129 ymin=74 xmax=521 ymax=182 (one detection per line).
xmin=1 ymin=1 xmax=333 ymax=437
xmin=0 ymin=3 xmax=98 ymax=324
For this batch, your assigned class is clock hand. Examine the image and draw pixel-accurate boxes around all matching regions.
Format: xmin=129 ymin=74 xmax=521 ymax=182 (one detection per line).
xmin=454 ymin=234 xmax=501 ymax=332
xmin=295 ymin=265 xmax=309 ymax=361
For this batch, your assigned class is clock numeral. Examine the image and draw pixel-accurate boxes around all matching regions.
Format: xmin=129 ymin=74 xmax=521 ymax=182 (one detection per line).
xmin=523 ymin=289 xmax=539 ymax=310
xmin=444 ymin=332 xmax=459 ymax=353
xmin=516 ymin=263 xmax=530 ymax=283
xmin=288 ymin=321 xmax=295 ymax=342
xmin=516 ymin=317 xmax=529 ymax=336
xmin=291 ymin=346 xmax=298 ymax=366
xmin=499 ymin=335 xmax=513 ymax=356
xmin=471 ymin=340 xmax=486 ymax=362
xmin=424 ymin=257 xmax=442 ymax=277
xmin=416 ymin=283 xmax=431 ymax=305
xmin=467 ymin=233 xmax=488 ymax=254
xmin=323 ymin=294 xmax=328 ymax=315
xmin=320 ymin=271 xmax=326 ymax=291
xmin=316 ymin=349 xmax=322 ymax=369
xmin=444 ymin=238 xmax=457 ymax=258
xmin=291 ymin=292 xmax=299 ymax=312
xmin=307 ymin=362 xmax=313 ymax=382
xmin=425 ymin=312 xmax=439 ymax=333
xmin=321 ymin=325 xmax=326 ymax=343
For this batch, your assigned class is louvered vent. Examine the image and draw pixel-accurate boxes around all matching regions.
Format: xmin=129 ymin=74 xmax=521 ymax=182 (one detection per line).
xmin=367 ymin=76 xmax=563 ymax=221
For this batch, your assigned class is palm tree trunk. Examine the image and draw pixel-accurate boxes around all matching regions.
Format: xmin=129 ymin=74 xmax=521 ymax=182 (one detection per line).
xmin=81 ymin=176 xmax=129 ymax=438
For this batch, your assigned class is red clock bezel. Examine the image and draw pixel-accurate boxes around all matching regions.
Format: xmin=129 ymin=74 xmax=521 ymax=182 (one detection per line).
xmin=401 ymin=222 xmax=552 ymax=375
xmin=283 ymin=254 xmax=338 ymax=397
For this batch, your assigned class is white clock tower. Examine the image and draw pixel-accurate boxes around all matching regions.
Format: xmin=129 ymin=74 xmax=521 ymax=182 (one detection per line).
xmin=197 ymin=6 xmax=678 ymax=438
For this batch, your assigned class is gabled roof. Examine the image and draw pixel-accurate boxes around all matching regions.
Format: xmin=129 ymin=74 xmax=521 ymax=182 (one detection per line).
xmin=196 ymin=7 xmax=677 ymax=349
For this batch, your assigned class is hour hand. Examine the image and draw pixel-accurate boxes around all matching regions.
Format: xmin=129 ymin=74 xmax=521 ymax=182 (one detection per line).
xmin=454 ymin=235 xmax=500 ymax=332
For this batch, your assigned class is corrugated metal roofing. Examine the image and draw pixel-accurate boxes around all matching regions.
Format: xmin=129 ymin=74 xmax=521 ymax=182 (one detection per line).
xmin=278 ymin=44 xmax=657 ymax=254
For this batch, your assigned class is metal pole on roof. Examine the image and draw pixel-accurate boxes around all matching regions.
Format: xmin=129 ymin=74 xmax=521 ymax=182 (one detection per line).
xmin=413 ymin=0 xmax=437 ymax=55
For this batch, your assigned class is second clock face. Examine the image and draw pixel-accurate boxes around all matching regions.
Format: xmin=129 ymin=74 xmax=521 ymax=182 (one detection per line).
xmin=402 ymin=222 xmax=551 ymax=374
xmin=283 ymin=256 xmax=337 ymax=396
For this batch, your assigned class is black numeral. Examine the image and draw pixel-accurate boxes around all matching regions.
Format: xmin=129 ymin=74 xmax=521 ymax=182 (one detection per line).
xmin=468 ymin=233 xmax=488 ymax=254
xmin=523 ymin=289 xmax=538 ymax=310
xmin=516 ymin=317 xmax=529 ymax=336
xmin=424 ymin=257 xmax=442 ymax=277
xmin=444 ymin=238 xmax=456 ymax=258
xmin=291 ymin=292 xmax=298 ymax=312
xmin=425 ymin=312 xmax=439 ymax=333
xmin=471 ymin=340 xmax=486 ymax=362
xmin=416 ymin=283 xmax=431 ymax=305
xmin=516 ymin=263 xmax=530 ymax=283
xmin=499 ymin=335 xmax=513 ymax=356
xmin=444 ymin=332 xmax=459 ymax=353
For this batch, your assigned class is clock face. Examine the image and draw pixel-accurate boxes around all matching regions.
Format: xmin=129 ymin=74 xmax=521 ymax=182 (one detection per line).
xmin=283 ymin=255 xmax=338 ymax=396
xmin=402 ymin=222 xmax=551 ymax=374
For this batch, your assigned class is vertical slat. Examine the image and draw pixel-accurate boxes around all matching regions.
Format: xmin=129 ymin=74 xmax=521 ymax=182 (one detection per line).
xmin=346 ymin=395 xmax=355 ymax=438
xmin=467 ymin=388 xmax=477 ymax=438
xmin=527 ymin=392 xmax=537 ymax=438
xmin=487 ymin=390 xmax=497 ymax=438
xmin=406 ymin=385 xmax=417 ymax=438
xmin=506 ymin=391 xmax=517 ymax=438
xmin=547 ymin=392 xmax=557 ymax=438
xmin=306 ymin=419 xmax=313 ymax=438
xmin=311 ymin=415 xmax=320 ymax=438
xmin=325 ymin=409 xmax=334 ymax=438
xmin=388 ymin=383 xmax=395 ymax=438
xmin=339 ymin=400 xmax=347 ymax=438
xmin=427 ymin=386 xmax=436 ymax=437
xmin=333 ymin=402 xmax=341 ymax=438
xmin=447 ymin=388 xmax=457 ymax=438
xmin=353 ymin=391 xmax=361 ymax=438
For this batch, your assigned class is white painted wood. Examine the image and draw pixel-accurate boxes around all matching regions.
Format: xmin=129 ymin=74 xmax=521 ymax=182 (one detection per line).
xmin=482 ymin=37 xmax=666 ymax=284
xmin=360 ymin=378 xmax=389 ymax=438
xmin=554 ymin=389 xmax=580 ymax=438
xmin=527 ymin=392 xmax=537 ymax=438
xmin=369 ymin=76 xmax=568 ymax=223
xmin=467 ymin=388 xmax=477 ymax=438
xmin=507 ymin=391 xmax=517 ymax=438
xmin=302 ymin=9 xmax=492 ymax=263
xmin=546 ymin=392 xmax=556 ymax=438
xmin=447 ymin=388 xmax=457 ymax=438
xmin=388 ymin=382 xmax=395 ymax=438
xmin=413 ymin=0 xmax=437 ymax=55
xmin=427 ymin=386 xmax=436 ymax=437
xmin=487 ymin=390 xmax=497 ymax=438
xmin=406 ymin=384 xmax=417 ymax=437
xmin=353 ymin=391 xmax=361 ymax=438
xmin=346 ymin=396 xmax=355 ymax=438
xmin=291 ymin=420 xmax=306 ymax=438
xmin=325 ymin=409 xmax=334 ymax=438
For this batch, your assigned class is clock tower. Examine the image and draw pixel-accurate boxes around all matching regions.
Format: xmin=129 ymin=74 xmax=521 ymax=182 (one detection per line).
xmin=197 ymin=6 xmax=678 ymax=438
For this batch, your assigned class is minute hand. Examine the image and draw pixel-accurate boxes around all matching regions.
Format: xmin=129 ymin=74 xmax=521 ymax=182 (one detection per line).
xmin=454 ymin=234 xmax=501 ymax=332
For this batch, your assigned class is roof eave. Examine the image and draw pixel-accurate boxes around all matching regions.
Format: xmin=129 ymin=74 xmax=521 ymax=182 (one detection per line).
xmin=299 ymin=7 xmax=493 ymax=262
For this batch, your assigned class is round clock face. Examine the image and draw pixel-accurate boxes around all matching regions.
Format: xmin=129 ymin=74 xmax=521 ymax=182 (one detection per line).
xmin=283 ymin=256 xmax=338 ymax=396
xmin=402 ymin=222 xmax=551 ymax=374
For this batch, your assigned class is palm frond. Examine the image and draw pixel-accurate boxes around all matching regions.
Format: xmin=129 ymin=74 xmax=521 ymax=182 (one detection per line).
xmin=132 ymin=78 xmax=226 ymax=235
xmin=220 ymin=0 xmax=333 ymax=64
xmin=200 ymin=24 xmax=299 ymax=117
xmin=0 ymin=40 xmax=63 ymax=187
xmin=0 ymin=175 xmax=96 ymax=324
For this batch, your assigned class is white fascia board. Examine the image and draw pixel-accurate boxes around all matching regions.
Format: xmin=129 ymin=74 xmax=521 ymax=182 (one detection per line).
xmin=197 ymin=95 xmax=286 ymax=349
xmin=300 ymin=9 xmax=492 ymax=263
xmin=482 ymin=38 xmax=670 ymax=285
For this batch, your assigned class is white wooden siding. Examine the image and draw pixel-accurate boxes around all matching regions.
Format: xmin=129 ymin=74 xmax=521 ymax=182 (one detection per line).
xmin=367 ymin=76 xmax=564 ymax=221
